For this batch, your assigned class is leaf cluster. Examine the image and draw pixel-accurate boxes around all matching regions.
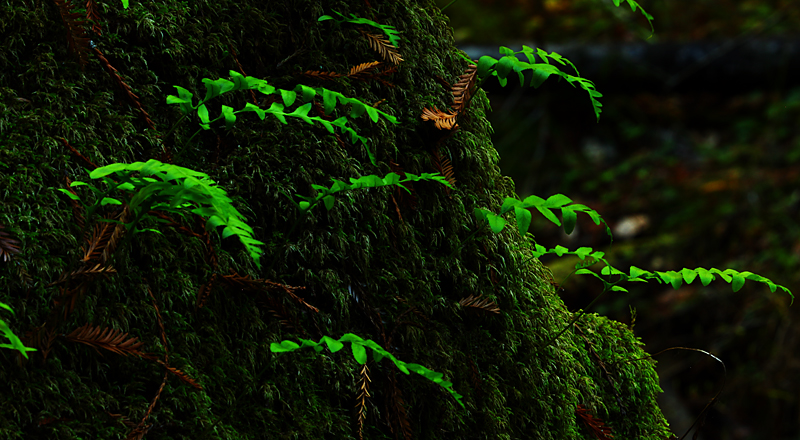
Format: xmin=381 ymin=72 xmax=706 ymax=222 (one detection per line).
xmin=166 ymin=70 xmax=398 ymax=164
xmin=271 ymin=333 xmax=464 ymax=408
xmin=294 ymin=172 xmax=453 ymax=213
xmin=319 ymin=10 xmax=402 ymax=47
xmin=475 ymin=46 xmax=604 ymax=121
xmin=58 ymin=159 xmax=265 ymax=268
xmin=474 ymin=193 xmax=611 ymax=240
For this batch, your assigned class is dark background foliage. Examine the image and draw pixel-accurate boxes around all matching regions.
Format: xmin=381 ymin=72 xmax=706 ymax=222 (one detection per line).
xmin=435 ymin=0 xmax=800 ymax=438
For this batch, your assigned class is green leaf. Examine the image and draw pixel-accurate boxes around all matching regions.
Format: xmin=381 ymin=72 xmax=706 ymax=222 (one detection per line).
xmin=197 ymin=104 xmax=210 ymax=125
xmin=351 ymin=342 xmax=367 ymax=364
xmin=57 ymin=188 xmax=81 ymax=200
xmin=486 ymin=213 xmax=507 ymax=233
xmin=270 ymin=340 xmax=300 ymax=352
xmin=477 ymin=56 xmax=498 ymax=79
xmin=100 ymin=197 xmax=122 ymax=206
xmin=221 ymin=105 xmax=236 ymax=130
xmin=514 ymin=206 xmax=531 ymax=236
xmin=561 ymin=207 xmax=577 ymax=234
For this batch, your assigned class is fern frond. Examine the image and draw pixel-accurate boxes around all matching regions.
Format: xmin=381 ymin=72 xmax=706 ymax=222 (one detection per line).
xmin=53 ymin=0 xmax=90 ymax=68
xmin=0 ymin=224 xmax=21 ymax=263
xmin=63 ymin=324 xmax=148 ymax=357
xmin=420 ymin=107 xmax=458 ymax=130
xmin=528 ymin=243 xmax=793 ymax=298
xmin=451 ymin=64 xmax=478 ymax=113
xmin=220 ymin=271 xmax=317 ymax=312
xmin=355 ymin=363 xmax=370 ymax=440
xmin=296 ymin=172 xmax=452 ymax=214
xmin=85 ymin=159 xmax=264 ymax=268
xmin=348 ymin=61 xmax=382 ymax=80
xmin=576 ymin=404 xmax=614 ymax=440
xmin=476 ymin=46 xmax=603 ymax=121
xmin=0 ymin=302 xmax=37 ymax=359
xmin=167 ymin=71 xmax=400 ymax=165
xmin=271 ymin=333 xmax=464 ymax=408
xmin=82 ymin=221 xmax=114 ymax=262
xmin=475 ymin=193 xmax=612 ymax=240
xmin=610 ymin=0 xmax=654 ymax=33
xmin=49 ymin=263 xmax=117 ymax=287
xmin=319 ymin=11 xmax=402 ymax=47
xmin=155 ymin=359 xmax=203 ymax=390
xmin=359 ymin=29 xmax=403 ymax=65
xmin=431 ymin=150 xmax=456 ymax=192
xmin=458 ymin=294 xmax=500 ymax=315
xmin=303 ymin=70 xmax=343 ymax=81
xmin=86 ymin=0 xmax=102 ymax=35
xmin=101 ymin=207 xmax=130 ymax=263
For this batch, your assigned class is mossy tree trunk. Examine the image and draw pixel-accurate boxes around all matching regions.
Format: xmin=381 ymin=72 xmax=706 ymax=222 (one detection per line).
xmin=0 ymin=0 xmax=670 ymax=439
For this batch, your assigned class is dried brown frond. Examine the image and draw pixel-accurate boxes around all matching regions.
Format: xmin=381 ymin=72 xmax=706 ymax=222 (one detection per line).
xmin=302 ymin=70 xmax=343 ymax=81
xmin=155 ymin=360 xmax=203 ymax=390
xmin=420 ymin=107 xmax=459 ymax=130
xmin=359 ymin=29 xmax=403 ymax=65
xmin=92 ymin=46 xmax=156 ymax=130
xmin=451 ymin=64 xmax=478 ymax=113
xmin=220 ymin=271 xmax=317 ymax=312
xmin=82 ymin=221 xmax=114 ymax=263
xmin=0 ymin=224 xmax=21 ymax=263
xmin=23 ymin=326 xmax=56 ymax=362
xmin=458 ymin=294 xmax=501 ymax=315
xmin=431 ymin=150 xmax=456 ymax=193
xmin=576 ymin=404 xmax=614 ymax=440
xmin=348 ymin=61 xmax=382 ymax=80
xmin=125 ymin=371 xmax=167 ymax=440
xmin=59 ymin=138 xmax=97 ymax=169
xmin=63 ymin=324 xmax=149 ymax=358
xmin=49 ymin=263 xmax=117 ymax=287
xmin=53 ymin=0 xmax=89 ymax=68
xmin=85 ymin=0 xmax=102 ymax=35
xmin=101 ymin=207 xmax=130 ymax=263
xmin=355 ymin=363 xmax=371 ymax=440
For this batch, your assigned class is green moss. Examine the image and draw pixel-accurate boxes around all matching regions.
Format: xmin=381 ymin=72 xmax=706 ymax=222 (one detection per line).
xmin=0 ymin=0 xmax=670 ymax=439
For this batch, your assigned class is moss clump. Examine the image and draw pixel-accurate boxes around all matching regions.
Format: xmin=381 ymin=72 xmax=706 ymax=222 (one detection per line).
xmin=0 ymin=0 xmax=671 ymax=439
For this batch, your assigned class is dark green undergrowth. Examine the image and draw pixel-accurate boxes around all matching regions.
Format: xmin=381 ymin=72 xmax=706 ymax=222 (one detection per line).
xmin=0 ymin=0 xmax=675 ymax=439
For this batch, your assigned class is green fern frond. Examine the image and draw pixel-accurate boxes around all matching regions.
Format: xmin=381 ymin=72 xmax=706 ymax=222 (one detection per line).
xmin=609 ymin=0 xmax=654 ymax=34
xmin=476 ymin=46 xmax=603 ymax=121
xmin=0 ymin=302 xmax=37 ymax=359
xmin=319 ymin=11 xmax=402 ymax=47
xmin=295 ymin=172 xmax=452 ymax=213
xmin=270 ymin=333 xmax=464 ymax=407
xmin=64 ymin=160 xmax=264 ymax=269
xmin=166 ymin=71 xmax=397 ymax=165
xmin=529 ymin=243 xmax=793 ymax=299
xmin=474 ymin=194 xmax=612 ymax=241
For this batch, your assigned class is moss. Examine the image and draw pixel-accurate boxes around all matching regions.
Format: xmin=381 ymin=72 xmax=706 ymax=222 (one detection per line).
xmin=0 ymin=0 xmax=671 ymax=439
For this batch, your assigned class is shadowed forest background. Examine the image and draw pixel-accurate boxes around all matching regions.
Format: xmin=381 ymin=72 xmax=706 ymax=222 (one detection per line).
xmin=435 ymin=0 xmax=800 ymax=438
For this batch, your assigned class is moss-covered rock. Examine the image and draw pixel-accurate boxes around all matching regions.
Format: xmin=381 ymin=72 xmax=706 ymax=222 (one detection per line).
xmin=0 ymin=0 xmax=671 ymax=438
